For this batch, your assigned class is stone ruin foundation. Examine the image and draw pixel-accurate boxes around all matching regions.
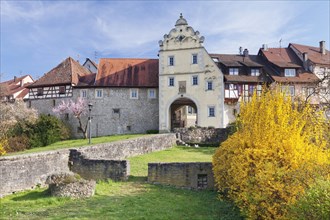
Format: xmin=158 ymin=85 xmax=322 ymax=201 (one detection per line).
xmin=46 ymin=173 xmax=96 ymax=199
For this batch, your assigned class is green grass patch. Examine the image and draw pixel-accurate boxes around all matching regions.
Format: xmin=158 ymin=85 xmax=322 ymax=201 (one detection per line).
xmin=7 ymin=134 xmax=146 ymax=156
xmin=0 ymin=146 xmax=243 ymax=219
xmin=128 ymin=146 xmax=216 ymax=177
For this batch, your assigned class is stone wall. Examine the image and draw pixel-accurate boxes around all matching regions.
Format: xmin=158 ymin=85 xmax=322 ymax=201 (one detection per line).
xmin=0 ymin=150 xmax=70 ymax=197
xmin=69 ymin=150 xmax=129 ymax=181
xmin=0 ymin=134 xmax=176 ymax=197
xmin=148 ymin=162 xmax=215 ymax=190
xmin=72 ymin=88 xmax=159 ymax=138
xmin=76 ymin=134 xmax=177 ymax=160
xmin=174 ymin=127 xmax=231 ymax=145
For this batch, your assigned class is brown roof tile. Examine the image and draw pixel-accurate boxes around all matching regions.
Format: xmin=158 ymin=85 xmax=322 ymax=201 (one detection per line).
xmin=271 ymin=72 xmax=319 ymax=83
xmin=95 ymin=58 xmax=159 ymax=87
xmin=224 ymin=75 xmax=264 ymax=83
xmin=210 ymin=54 xmax=264 ymax=67
xmin=260 ymin=48 xmax=301 ymax=68
xmin=0 ymin=75 xmax=33 ymax=99
xmin=28 ymin=57 xmax=91 ymax=88
xmin=290 ymin=43 xmax=330 ymax=65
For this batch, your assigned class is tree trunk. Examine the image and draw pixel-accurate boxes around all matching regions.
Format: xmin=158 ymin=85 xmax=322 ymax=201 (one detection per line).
xmin=77 ymin=117 xmax=87 ymax=139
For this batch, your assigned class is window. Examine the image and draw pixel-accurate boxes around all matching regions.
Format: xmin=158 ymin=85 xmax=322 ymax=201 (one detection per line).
xmin=229 ymin=68 xmax=239 ymax=75
xmin=251 ymin=69 xmax=260 ymax=76
xmin=95 ymin=89 xmax=103 ymax=98
xmin=168 ymin=77 xmax=175 ymax=87
xmin=284 ymin=69 xmax=296 ymax=77
xmin=197 ymin=174 xmax=208 ymax=189
xmin=206 ymin=81 xmax=213 ymax=90
xmin=192 ymin=54 xmax=198 ymax=64
xmin=81 ymin=90 xmax=87 ymax=98
xmin=148 ymin=89 xmax=156 ymax=99
xmin=212 ymin=57 xmax=219 ymax=63
xmin=65 ymin=113 xmax=69 ymax=120
xmin=130 ymin=88 xmax=138 ymax=99
xmin=52 ymin=99 xmax=56 ymax=107
xmin=208 ymin=106 xmax=215 ymax=117
xmin=28 ymin=101 xmax=31 ymax=108
xmin=127 ymin=126 xmax=131 ymax=131
xmin=281 ymin=85 xmax=295 ymax=96
xmin=37 ymin=88 xmax=43 ymax=96
xmin=192 ymin=76 xmax=198 ymax=85
xmin=303 ymin=87 xmax=315 ymax=96
xmin=59 ymin=86 xmax=66 ymax=94
xmin=168 ymin=56 xmax=174 ymax=66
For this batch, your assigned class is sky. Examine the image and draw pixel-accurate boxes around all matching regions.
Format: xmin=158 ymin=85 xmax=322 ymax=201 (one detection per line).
xmin=1 ymin=0 xmax=329 ymax=82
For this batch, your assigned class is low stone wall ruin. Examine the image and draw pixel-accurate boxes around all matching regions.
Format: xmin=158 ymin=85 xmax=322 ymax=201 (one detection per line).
xmin=0 ymin=133 xmax=176 ymax=197
xmin=69 ymin=150 xmax=129 ymax=181
xmin=174 ymin=127 xmax=231 ymax=145
xmin=148 ymin=162 xmax=215 ymax=190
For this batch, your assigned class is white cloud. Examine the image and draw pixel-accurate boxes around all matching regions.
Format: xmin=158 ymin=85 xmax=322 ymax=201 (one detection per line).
xmin=0 ymin=0 xmax=329 ymax=81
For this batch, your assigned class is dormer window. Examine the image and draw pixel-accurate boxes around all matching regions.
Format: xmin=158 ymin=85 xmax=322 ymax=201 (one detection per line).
xmin=229 ymin=68 xmax=239 ymax=75
xmin=251 ymin=69 xmax=260 ymax=76
xmin=284 ymin=69 xmax=296 ymax=77
xmin=212 ymin=57 xmax=219 ymax=63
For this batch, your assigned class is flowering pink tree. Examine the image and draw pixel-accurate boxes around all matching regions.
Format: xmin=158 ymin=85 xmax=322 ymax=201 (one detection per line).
xmin=53 ymin=97 xmax=89 ymax=139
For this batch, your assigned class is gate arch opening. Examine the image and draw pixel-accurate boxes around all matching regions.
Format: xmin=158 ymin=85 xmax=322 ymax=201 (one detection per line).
xmin=170 ymin=97 xmax=198 ymax=130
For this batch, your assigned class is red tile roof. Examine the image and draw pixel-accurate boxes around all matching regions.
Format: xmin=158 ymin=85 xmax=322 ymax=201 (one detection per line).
xmin=0 ymin=75 xmax=33 ymax=99
xmin=210 ymin=54 xmax=264 ymax=67
xmin=224 ymin=75 xmax=265 ymax=83
xmin=260 ymin=48 xmax=301 ymax=68
xmin=290 ymin=43 xmax=330 ymax=65
xmin=271 ymin=72 xmax=319 ymax=83
xmin=28 ymin=57 xmax=91 ymax=88
xmin=95 ymin=58 xmax=159 ymax=87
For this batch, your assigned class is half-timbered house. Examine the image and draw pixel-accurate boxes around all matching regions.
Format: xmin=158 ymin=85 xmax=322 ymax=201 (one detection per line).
xmin=27 ymin=57 xmax=92 ymax=113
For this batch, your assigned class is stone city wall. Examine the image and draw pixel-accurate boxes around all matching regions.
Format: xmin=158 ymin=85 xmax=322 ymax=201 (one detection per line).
xmin=0 ymin=134 xmax=176 ymax=197
xmin=148 ymin=162 xmax=215 ymax=190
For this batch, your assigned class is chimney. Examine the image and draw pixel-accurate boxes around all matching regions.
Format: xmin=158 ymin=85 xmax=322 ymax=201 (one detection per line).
xmin=14 ymin=76 xmax=17 ymax=82
xmin=303 ymin=52 xmax=308 ymax=71
xmin=239 ymin=46 xmax=243 ymax=55
xmin=243 ymin=48 xmax=249 ymax=57
xmin=262 ymin=44 xmax=268 ymax=51
xmin=320 ymin=41 xmax=326 ymax=55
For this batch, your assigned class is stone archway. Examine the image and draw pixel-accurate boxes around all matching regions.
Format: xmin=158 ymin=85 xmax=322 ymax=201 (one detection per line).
xmin=170 ymin=97 xmax=198 ymax=131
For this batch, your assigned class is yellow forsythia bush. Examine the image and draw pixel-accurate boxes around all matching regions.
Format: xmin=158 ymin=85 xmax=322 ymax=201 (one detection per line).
xmin=213 ymin=87 xmax=330 ymax=219
xmin=0 ymin=138 xmax=8 ymax=156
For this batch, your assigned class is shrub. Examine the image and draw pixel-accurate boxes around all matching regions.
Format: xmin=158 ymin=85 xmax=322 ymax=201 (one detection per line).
xmin=0 ymin=138 xmax=8 ymax=156
xmin=213 ymin=87 xmax=330 ymax=219
xmin=6 ymin=135 xmax=30 ymax=153
xmin=29 ymin=114 xmax=71 ymax=148
xmin=146 ymin=129 xmax=159 ymax=134
xmin=288 ymin=178 xmax=330 ymax=220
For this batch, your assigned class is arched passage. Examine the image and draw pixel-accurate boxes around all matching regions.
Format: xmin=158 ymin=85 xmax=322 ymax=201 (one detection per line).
xmin=169 ymin=97 xmax=198 ymax=130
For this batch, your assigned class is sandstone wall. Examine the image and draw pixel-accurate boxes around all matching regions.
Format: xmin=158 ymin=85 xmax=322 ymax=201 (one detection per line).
xmin=148 ymin=162 xmax=215 ymax=190
xmin=69 ymin=149 xmax=129 ymax=181
xmin=174 ymin=127 xmax=230 ymax=145
xmin=0 ymin=150 xmax=70 ymax=197
xmin=76 ymin=134 xmax=177 ymax=160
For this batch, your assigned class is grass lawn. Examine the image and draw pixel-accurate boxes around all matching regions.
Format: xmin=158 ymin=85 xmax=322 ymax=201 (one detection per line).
xmin=7 ymin=134 xmax=146 ymax=156
xmin=0 ymin=146 xmax=243 ymax=220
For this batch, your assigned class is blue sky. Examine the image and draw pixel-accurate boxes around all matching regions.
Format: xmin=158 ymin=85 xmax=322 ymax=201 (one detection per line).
xmin=1 ymin=0 xmax=329 ymax=82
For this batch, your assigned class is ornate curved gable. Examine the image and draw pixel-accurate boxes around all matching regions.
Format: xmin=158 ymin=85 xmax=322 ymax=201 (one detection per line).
xmin=159 ymin=14 xmax=205 ymax=51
